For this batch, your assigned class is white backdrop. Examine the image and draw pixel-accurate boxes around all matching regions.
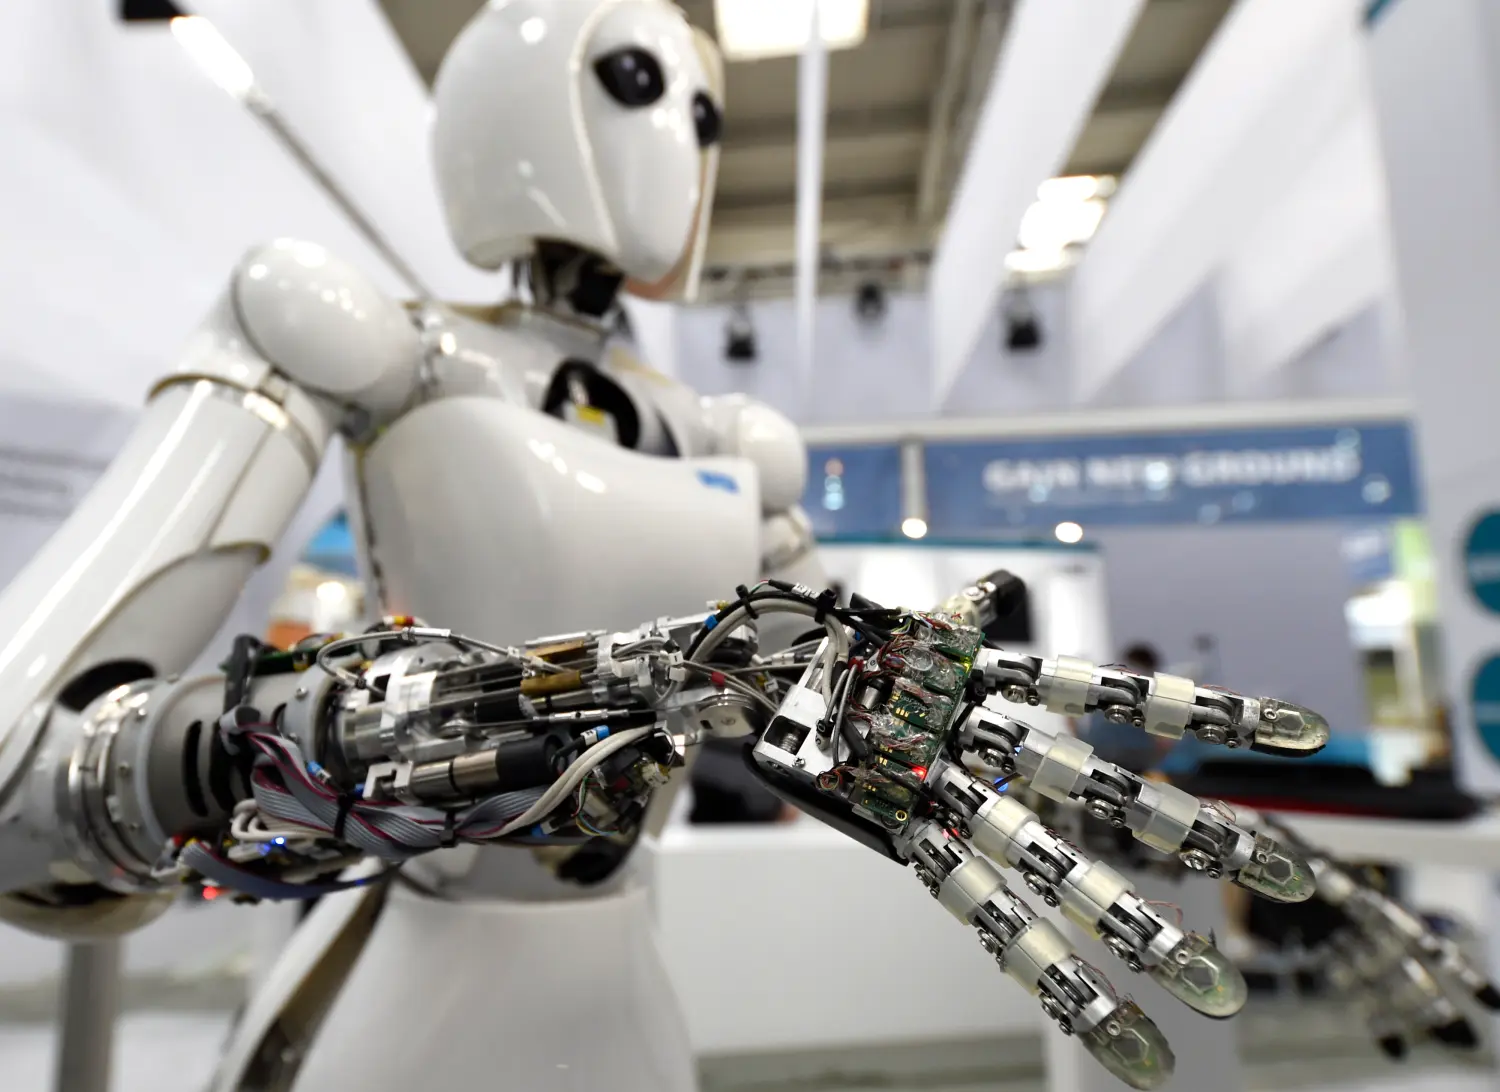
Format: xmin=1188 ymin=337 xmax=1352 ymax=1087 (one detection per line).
xmin=0 ymin=0 xmax=501 ymax=410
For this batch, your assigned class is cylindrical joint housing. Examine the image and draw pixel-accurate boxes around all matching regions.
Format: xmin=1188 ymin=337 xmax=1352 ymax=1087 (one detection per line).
xmin=1142 ymin=673 xmax=1196 ymax=739
xmin=937 ymin=855 xmax=1007 ymax=923
xmin=1003 ymin=919 xmax=1073 ymax=993
xmin=1040 ymin=655 xmax=1094 ymax=716
xmin=970 ymin=794 xmax=1037 ymax=867
xmin=402 ymin=732 xmax=569 ymax=804
xmin=1126 ymin=780 xmax=1199 ymax=853
xmin=1057 ymin=860 xmax=1133 ymax=934
xmin=1022 ymin=732 xmax=1093 ymax=802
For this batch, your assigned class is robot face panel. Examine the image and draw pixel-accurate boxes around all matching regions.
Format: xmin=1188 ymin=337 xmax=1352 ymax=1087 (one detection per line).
xmin=433 ymin=0 xmax=721 ymax=298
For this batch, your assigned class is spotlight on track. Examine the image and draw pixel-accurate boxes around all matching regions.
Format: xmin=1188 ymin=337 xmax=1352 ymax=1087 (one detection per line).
xmin=1003 ymin=289 xmax=1042 ymax=352
xmin=725 ymin=303 xmax=757 ymax=363
xmin=855 ymin=281 xmax=886 ymax=323
xmin=120 ymin=0 xmax=185 ymax=21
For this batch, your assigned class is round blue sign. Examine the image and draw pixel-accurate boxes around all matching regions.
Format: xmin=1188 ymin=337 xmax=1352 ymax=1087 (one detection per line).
xmin=1463 ymin=512 xmax=1500 ymax=614
xmin=1472 ymin=656 xmax=1500 ymax=761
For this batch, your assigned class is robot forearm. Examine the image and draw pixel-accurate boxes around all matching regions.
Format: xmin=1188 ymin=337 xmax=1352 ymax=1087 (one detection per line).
xmin=47 ymin=617 xmax=738 ymax=903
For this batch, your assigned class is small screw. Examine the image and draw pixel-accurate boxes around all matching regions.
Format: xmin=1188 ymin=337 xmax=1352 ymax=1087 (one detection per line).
xmin=117 ymin=763 xmax=131 ymax=775
xmin=135 ymin=708 xmax=149 ymax=720
xmin=295 ymin=687 xmax=308 ymax=700
xmin=793 ymin=757 xmax=806 ymax=768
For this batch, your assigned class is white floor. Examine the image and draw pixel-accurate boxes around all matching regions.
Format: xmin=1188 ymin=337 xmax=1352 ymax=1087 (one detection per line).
xmin=0 ymin=1014 xmax=1493 ymax=1092
xmin=0 ymin=1013 xmax=230 ymax=1092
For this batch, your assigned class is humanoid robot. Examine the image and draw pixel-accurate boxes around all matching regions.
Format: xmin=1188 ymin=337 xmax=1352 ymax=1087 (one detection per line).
xmin=0 ymin=2 xmax=1487 ymax=1090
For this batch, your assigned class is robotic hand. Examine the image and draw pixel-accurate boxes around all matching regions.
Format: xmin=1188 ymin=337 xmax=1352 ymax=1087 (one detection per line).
xmin=1262 ymin=816 xmax=1500 ymax=1059
xmin=743 ymin=572 xmax=1327 ymax=1089
xmin=70 ymin=575 xmax=1325 ymax=1089
xmin=1033 ymin=783 xmax=1500 ymax=1064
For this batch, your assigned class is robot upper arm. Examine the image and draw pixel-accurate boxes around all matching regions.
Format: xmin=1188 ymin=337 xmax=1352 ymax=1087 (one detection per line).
xmin=700 ymin=394 xmax=807 ymax=515
xmin=195 ymin=238 xmax=423 ymax=428
xmin=0 ymin=239 xmax=422 ymax=917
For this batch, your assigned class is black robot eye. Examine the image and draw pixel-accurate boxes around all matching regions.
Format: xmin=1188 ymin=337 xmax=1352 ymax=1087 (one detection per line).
xmin=692 ymin=91 xmax=722 ymax=148
xmin=593 ymin=47 xmax=666 ymax=107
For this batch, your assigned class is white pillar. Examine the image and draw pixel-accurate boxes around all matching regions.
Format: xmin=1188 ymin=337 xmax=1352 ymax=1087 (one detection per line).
xmin=1368 ymin=0 xmax=1500 ymax=795
xmin=794 ymin=0 xmax=827 ymax=382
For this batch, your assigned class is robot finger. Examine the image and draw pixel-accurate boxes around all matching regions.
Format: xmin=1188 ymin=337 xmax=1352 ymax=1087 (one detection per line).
xmin=1308 ymin=852 xmax=1500 ymax=1012
xmin=905 ymin=820 xmax=1175 ymax=1090
xmin=928 ymin=762 xmax=1247 ymax=1019
xmin=956 ymin=712 xmax=1315 ymax=903
xmin=1332 ymin=931 xmax=1478 ymax=1053
xmin=970 ymin=649 xmax=1331 ymax=756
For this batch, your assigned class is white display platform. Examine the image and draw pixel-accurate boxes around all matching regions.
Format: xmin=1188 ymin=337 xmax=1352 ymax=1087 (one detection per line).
xmin=650 ymin=821 xmax=1042 ymax=1056
xmin=650 ymin=810 xmax=1500 ymax=1089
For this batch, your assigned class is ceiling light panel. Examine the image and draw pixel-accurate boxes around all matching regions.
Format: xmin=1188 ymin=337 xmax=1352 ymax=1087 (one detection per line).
xmin=714 ymin=0 xmax=869 ymax=62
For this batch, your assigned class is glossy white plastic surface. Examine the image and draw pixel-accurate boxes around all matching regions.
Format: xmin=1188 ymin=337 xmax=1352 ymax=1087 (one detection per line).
xmin=292 ymin=883 xmax=694 ymax=1092
xmin=0 ymin=377 xmax=334 ymax=892
xmin=432 ymin=0 xmax=718 ymax=290
xmin=233 ymin=239 xmax=421 ymax=421
xmin=356 ymin=396 xmax=760 ymax=643
xmin=207 ymin=885 xmax=382 ymax=1092
xmin=703 ymin=394 xmax=808 ymax=513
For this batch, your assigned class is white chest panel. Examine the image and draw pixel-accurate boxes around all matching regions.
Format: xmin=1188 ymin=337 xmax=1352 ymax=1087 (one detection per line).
xmin=355 ymin=396 xmax=760 ymax=643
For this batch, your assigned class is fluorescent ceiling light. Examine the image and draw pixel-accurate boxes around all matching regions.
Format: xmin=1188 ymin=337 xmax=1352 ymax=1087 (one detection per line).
xmin=1036 ymin=174 xmax=1117 ymax=203
xmin=714 ymin=0 xmax=869 ymax=61
xmin=1005 ymin=248 xmax=1076 ymax=275
xmin=1018 ymin=197 xmax=1106 ymax=251
xmin=170 ymin=15 xmax=254 ymax=100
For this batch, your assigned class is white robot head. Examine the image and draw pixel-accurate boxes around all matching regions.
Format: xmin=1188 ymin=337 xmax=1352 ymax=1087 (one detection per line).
xmin=433 ymin=0 xmax=723 ymax=301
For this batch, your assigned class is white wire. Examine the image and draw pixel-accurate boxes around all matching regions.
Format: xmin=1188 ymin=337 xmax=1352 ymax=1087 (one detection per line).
xmin=494 ymin=726 xmax=656 ymax=837
xmin=230 ymin=805 xmax=323 ymax=848
xmin=680 ymin=660 xmax=780 ymax=714
xmin=688 ymin=600 xmax=847 ymax=699
xmin=313 ymin=627 xmax=568 ymax=689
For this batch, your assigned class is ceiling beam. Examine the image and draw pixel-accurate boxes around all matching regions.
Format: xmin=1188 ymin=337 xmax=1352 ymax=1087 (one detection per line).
xmin=1094 ymin=75 xmax=1183 ymax=113
xmin=720 ymin=85 xmax=1157 ymax=159
xmin=715 ymin=176 xmax=915 ymax=214
xmin=707 ymin=207 xmax=931 ymax=267
xmin=677 ymin=0 xmax=952 ymax=35
xmin=725 ymin=103 xmax=930 ymax=149
xmin=915 ymin=0 xmax=982 ymax=225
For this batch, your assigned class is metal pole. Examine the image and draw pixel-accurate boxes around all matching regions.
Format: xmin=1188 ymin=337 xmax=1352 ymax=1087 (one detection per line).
xmin=54 ymin=939 xmax=123 ymax=1092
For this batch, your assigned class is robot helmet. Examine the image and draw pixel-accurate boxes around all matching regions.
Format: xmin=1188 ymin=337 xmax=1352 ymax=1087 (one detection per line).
xmin=432 ymin=0 xmax=723 ymax=301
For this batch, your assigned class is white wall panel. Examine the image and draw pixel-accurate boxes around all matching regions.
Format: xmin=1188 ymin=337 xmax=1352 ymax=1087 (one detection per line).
xmin=0 ymin=0 xmax=499 ymax=409
xmin=1218 ymin=89 xmax=1394 ymax=392
xmin=1071 ymin=0 xmax=1367 ymax=401
xmin=929 ymin=0 xmax=1143 ymax=405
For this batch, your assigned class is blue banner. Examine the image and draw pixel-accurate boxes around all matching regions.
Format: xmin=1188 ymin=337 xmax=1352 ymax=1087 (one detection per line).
xmin=806 ymin=444 xmax=903 ymax=538
xmin=805 ymin=421 xmax=1421 ymax=538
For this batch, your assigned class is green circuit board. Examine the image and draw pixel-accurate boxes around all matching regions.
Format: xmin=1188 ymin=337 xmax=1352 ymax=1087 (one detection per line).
xmin=849 ymin=613 xmax=982 ymax=820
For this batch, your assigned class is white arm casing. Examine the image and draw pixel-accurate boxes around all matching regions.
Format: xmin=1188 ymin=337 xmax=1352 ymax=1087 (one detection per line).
xmin=0 ymin=238 xmax=419 ymax=935
xmin=699 ymin=394 xmax=826 ymax=648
